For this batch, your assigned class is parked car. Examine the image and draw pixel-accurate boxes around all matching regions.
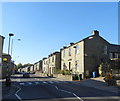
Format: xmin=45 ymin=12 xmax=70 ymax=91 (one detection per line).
xmin=23 ymin=72 xmax=30 ymax=78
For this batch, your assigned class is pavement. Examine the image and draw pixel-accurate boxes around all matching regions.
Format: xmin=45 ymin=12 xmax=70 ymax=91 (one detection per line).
xmin=1 ymin=79 xmax=18 ymax=100
xmin=76 ymin=77 xmax=119 ymax=94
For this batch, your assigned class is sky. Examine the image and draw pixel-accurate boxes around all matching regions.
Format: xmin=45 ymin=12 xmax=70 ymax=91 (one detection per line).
xmin=1 ymin=2 xmax=118 ymax=65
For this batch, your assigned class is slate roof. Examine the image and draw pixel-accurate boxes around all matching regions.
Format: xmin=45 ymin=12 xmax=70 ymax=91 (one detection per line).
xmin=108 ymin=44 xmax=120 ymax=53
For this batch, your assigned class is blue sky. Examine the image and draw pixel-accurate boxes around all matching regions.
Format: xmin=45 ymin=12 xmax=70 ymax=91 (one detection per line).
xmin=1 ymin=2 xmax=118 ymax=64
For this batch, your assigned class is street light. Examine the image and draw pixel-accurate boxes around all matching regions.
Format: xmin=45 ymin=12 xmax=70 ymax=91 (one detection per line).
xmin=8 ymin=33 xmax=14 ymax=55
xmin=11 ymin=38 xmax=21 ymax=57
xmin=6 ymin=33 xmax=14 ymax=86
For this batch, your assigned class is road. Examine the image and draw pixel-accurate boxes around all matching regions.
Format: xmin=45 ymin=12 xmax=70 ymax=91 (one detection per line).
xmin=2 ymin=74 xmax=119 ymax=101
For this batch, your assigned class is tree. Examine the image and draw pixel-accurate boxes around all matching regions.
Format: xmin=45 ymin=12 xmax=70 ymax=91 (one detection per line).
xmin=17 ymin=63 xmax=23 ymax=69
xmin=23 ymin=63 xmax=33 ymax=68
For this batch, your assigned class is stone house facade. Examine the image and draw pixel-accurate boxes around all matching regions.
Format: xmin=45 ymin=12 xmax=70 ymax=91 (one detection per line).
xmin=61 ymin=30 xmax=120 ymax=79
xmin=48 ymin=52 xmax=61 ymax=76
xmin=42 ymin=57 xmax=49 ymax=74
xmin=34 ymin=60 xmax=42 ymax=71
xmin=30 ymin=65 xmax=34 ymax=72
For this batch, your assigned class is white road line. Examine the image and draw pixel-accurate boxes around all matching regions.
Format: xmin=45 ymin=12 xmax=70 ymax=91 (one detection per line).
xmin=55 ymin=86 xmax=59 ymax=90
xmin=49 ymin=81 xmax=54 ymax=84
xmin=35 ymin=82 xmax=39 ymax=84
xmin=15 ymin=94 xmax=21 ymax=100
xmin=47 ymin=82 xmax=84 ymax=101
xmin=73 ymin=93 xmax=84 ymax=101
xmin=61 ymin=90 xmax=72 ymax=94
xmin=28 ymin=82 xmax=32 ymax=85
xmin=43 ymin=81 xmax=47 ymax=84
xmin=13 ymin=85 xmax=22 ymax=100
xmin=19 ymin=83 xmax=24 ymax=85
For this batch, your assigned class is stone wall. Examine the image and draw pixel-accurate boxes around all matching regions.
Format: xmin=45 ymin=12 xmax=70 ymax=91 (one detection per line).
xmin=53 ymin=74 xmax=72 ymax=81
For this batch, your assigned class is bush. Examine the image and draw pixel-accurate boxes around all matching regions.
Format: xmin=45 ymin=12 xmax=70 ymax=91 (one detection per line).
xmin=56 ymin=69 xmax=71 ymax=75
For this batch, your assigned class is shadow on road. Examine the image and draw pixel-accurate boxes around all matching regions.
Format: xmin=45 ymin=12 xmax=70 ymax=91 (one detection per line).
xmin=1 ymin=75 xmax=120 ymax=101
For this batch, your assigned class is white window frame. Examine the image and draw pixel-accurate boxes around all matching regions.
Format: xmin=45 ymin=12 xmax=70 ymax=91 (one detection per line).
xmin=63 ymin=50 xmax=65 ymax=58
xmin=69 ymin=48 xmax=72 ymax=56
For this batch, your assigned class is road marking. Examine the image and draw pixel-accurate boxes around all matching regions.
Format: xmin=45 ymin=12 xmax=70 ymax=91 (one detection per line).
xmin=61 ymin=90 xmax=72 ymax=94
xmin=35 ymin=82 xmax=39 ymax=84
xmin=43 ymin=81 xmax=47 ymax=84
xmin=19 ymin=83 xmax=24 ymax=85
xmin=13 ymin=85 xmax=22 ymax=100
xmin=15 ymin=94 xmax=21 ymax=100
xmin=49 ymin=81 xmax=54 ymax=84
xmin=73 ymin=93 xmax=84 ymax=101
xmin=47 ymin=82 xmax=84 ymax=101
xmin=55 ymin=86 xmax=59 ymax=90
xmin=28 ymin=82 xmax=32 ymax=85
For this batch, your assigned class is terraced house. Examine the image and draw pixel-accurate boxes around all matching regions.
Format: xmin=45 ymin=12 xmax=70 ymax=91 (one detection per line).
xmin=30 ymin=65 xmax=34 ymax=73
xmin=0 ymin=35 xmax=5 ymax=79
xmin=34 ymin=60 xmax=42 ymax=71
xmin=48 ymin=52 xmax=61 ymax=76
xmin=42 ymin=52 xmax=61 ymax=76
xmin=61 ymin=30 xmax=120 ymax=79
xmin=42 ymin=57 xmax=49 ymax=75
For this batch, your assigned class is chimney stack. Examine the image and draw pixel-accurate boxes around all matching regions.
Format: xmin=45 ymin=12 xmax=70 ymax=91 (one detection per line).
xmin=92 ymin=30 xmax=99 ymax=36
xmin=70 ymin=42 xmax=74 ymax=46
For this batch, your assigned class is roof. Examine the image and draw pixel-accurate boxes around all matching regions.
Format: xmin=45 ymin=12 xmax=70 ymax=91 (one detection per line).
xmin=0 ymin=35 xmax=5 ymax=39
xmin=61 ymin=33 xmax=109 ymax=50
xmin=108 ymin=44 xmax=120 ymax=52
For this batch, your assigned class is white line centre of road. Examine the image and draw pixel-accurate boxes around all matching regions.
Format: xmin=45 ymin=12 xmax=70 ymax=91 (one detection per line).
xmin=48 ymin=83 xmax=84 ymax=101
xmin=61 ymin=90 xmax=72 ymax=94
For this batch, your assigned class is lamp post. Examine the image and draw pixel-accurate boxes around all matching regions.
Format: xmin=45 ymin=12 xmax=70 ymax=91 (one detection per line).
xmin=6 ymin=33 xmax=14 ymax=87
xmin=11 ymin=38 xmax=21 ymax=57
xmin=8 ymin=33 xmax=14 ymax=55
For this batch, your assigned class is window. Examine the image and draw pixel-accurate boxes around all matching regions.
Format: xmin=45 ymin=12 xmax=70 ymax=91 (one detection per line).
xmin=49 ymin=58 xmax=50 ymax=63
xmin=75 ymin=45 xmax=79 ymax=54
xmin=103 ymin=46 xmax=107 ymax=55
xmin=75 ymin=60 xmax=79 ymax=71
xmin=69 ymin=48 xmax=72 ymax=56
xmin=109 ymin=53 xmax=113 ymax=59
xmin=63 ymin=50 xmax=65 ymax=57
xmin=115 ymin=53 xmax=118 ymax=58
xmin=113 ymin=53 xmax=115 ymax=58
xmin=52 ymin=56 xmax=54 ymax=62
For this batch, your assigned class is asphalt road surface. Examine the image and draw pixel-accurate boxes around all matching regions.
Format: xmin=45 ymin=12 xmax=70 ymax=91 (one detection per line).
xmin=2 ymin=74 xmax=119 ymax=101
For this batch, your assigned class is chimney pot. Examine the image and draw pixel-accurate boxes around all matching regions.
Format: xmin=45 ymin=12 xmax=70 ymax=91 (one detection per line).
xmin=92 ymin=30 xmax=99 ymax=36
